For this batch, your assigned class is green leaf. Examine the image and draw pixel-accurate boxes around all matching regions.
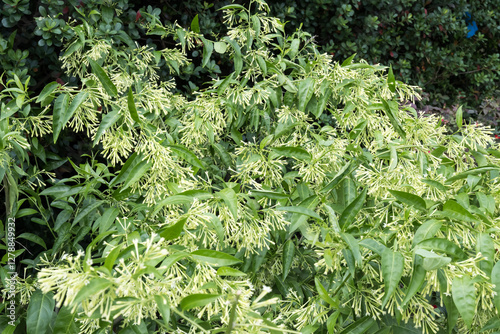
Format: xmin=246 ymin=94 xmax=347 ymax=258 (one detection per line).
xmin=387 ymin=65 xmax=396 ymax=93
xmin=416 ymin=238 xmax=466 ymax=261
xmin=216 ymin=188 xmax=238 ymax=219
xmin=276 ymin=206 xmax=321 ymax=220
xmin=104 ymin=246 xmax=123 ymax=272
xmin=93 ymin=109 xmax=121 ymax=145
xmin=167 ymin=144 xmax=204 ymax=169
xmin=53 ymin=93 xmax=70 ymax=143
xmin=415 ymin=249 xmax=451 ymax=270
xmin=52 ymin=306 xmax=79 ymax=334
xmin=121 ymin=159 xmax=153 ymax=191
xmin=64 ymin=92 xmax=88 ymax=126
xmin=445 ymin=166 xmax=500 ymax=184
xmin=402 ymin=255 xmax=426 ymax=307
xmin=340 ymin=232 xmax=362 ymax=266
xmin=456 ymin=105 xmax=463 ymax=129
xmin=421 ymin=179 xmax=448 ymax=192
xmin=88 ymin=58 xmax=118 ymax=97
xmin=224 ymin=37 xmax=242 ymax=76
xmin=214 ymin=41 xmax=227 ymax=54
xmin=72 ymin=200 xmax=104 ymax=227
xmin=18 ymin=233 xmax=47 ymax=249
xmin=250 ymin=190 xmax=289 ymax=200
xmin=191 ymin=249 xmax=242 ymax=267
xmin=218 ymin=4 xmax=246 ymax=11
xmin=73 ymin=278 xmax=113 ymax=304
xmin=36 ymin=82 xmax=60 ymax=103
xmin=381 ymin=249 xmax=404 ymax=307
xmin=320 ymin=160 xmax=360 ymax=194
xmin=338 ymin=188 xmax=367 ymax=230
xmin=191 ymin=14 xmax=200 ymax=33
xmin=359 ymin=238 xmax=388 ymax=256
xmin=217 ymin=266 xmax=246 ymax=277
xmin=26 ymin=290 xmax=55 ymax=334
xmin=297 ymin=77 xmax=315 ymax=112
xmin=413 ymin=220 xmax=442 ymax=246
xmin=127 ymin=87 xmax=140 ymax=123
xmin=341 ymin=53 xmax=356 ymax=67
xmin=350 ymin=119 xmax=367 ymax=141
xmin=477 ymin=233 xmax=495 ymax=276
xmin=110 ymin=152 xmax=139 ymax=187
xmin=282 ymin=240 xmax=295 ymax=280
xmin=452 ymin=275 xmax=476 ymax=329
xmin=154 ymin=295 xmax=171 ymax=325
xmin=288 ymin=39 xmax=300 ymax=59
xmin=201 ymin=38 xmax=213 ymax=67
xmin=338 ymin=316 xmax=375 ymax=334
xmin=271 ymin=146 xmax=311 ymax=161
xmin=388 ymin=189 xmax=426 ymax=211
xmin=158 ymin=217 xmax=187 ymax=240
xmin=179 ymin=294 xmax=220 ymax=311
xmin=315 ymin=277 xmax=338 ymax=308
xmin=442 ymin=200 xmax=477 ymax=222
xmin=492 ymin=261 xmax=500 ymax=313
xmin=381 ymin=98 xmax=406 ymax=139
xmin=388 ymin=144 xmax=398 ymax=171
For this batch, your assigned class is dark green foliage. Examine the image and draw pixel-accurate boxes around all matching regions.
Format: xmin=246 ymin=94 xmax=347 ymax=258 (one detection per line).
xmin=267 ymin=0 xmax=500 ymax=110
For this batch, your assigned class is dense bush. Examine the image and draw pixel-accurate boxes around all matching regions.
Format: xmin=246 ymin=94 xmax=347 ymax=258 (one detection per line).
xmin=267 ymin=0 xmax=500 ymax=111
xmin=1 ymin=0 xmax=500 ymax=334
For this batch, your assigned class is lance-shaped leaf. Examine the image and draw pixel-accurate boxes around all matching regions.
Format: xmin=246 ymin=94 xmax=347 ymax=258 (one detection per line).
xmin=452 ymin=275 xmax=476 ymax=329
xmin=340 ymin=233 xmax=362 ymax=266
xmin=190 ymin=14 xmax=199 ymax=33
xmin=416 ymin=238 xmax=466 ymax=261
xmin=191 ymin=249 xmax=242 ymax=267
xmin=315 ymin=277 xmax=338 ymax=308
xmin=338 ymin=316 xmax=375 ymax=334
xmin=297 ymin=77 xmax=315 ymax=112
xmin=159 ymin=217 xmax=187 ymax=240
xmin=338 ymin=188 xmax=367 ymax=230
xmin=341 ymin=53 xmax=356 ymax=67
xmin=320 ymin=160 xmax=360 ymax=194
xmin=121 ymin=159 xmax=153 ymax=191
xmin=217 ymin=267 xmax=246 ymax=277
xmin=53 ymin=93 xmax=70 ymax=143
xmin=387 ymin=65 xmax=396 ymax=93
xmin=442 ymin=200 xmax=477 ymax=223
xmin=456 ymin=105 xmax=463 ymax=129
xmin=73 ymin=278 xmax=113 ymax=304
xmin=88 ymin=58 xmax=118 ymax=97
xmin=224 ymin=37 xmax=242 ymax=76
xmin=167 ymin=144 xmax=204 ymax=169
xmin=415 ymin=249 xmax=451 ymax=271
xmin=476 ymin=232 xmax=494 ymax=276
xmin=127 ymin=87 xmax=140 ymax=123
xmin=52 ymin=306 xmax=79 ymax=334
xmin=380 ymin=97 xmax=406 ymax=139
xmin=492 ymin=261 xmax=500 ymax=313
xmin=200 ymin=37 xmax=213 ymax=67
xmin=381 ymin=248 xmax=404 ymax=307
xmin=154 ymin=295 xmax=171 ymax=325
xmin=413 ymin=220 xmax=442 ymax=246
xmin=63 ymin=91 xmax=88 ymax=126
xmin=282 ymin=240 xmax=295 ymax=280
xmin=179 ymin=294 xmax=220 ymax=311
xmin=216 ymin=188 xmax=238 ymax=219
xmin=402 ymin=254 xmax=426 ymax=308
xmin=26 ymin=290 xmax=55 ymax=334
xmin=277 ymin=206 xmax=321 ymax=220
xmin=445 ymin=166 xmax=500 ymax=184
xmin=388 ymin=189 xmax=426 ymax=211
xmin=93 ymin=109 xmax=121 ymax=145
xmin=271 ymin=146 xmax=311 ymax=161
xmin=36 ymin=81 xmax=60 ymax=104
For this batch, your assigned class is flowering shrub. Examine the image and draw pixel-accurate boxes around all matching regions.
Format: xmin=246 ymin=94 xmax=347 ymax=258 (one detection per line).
xmin=1 ymin=0 xmax=500 ymax=333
